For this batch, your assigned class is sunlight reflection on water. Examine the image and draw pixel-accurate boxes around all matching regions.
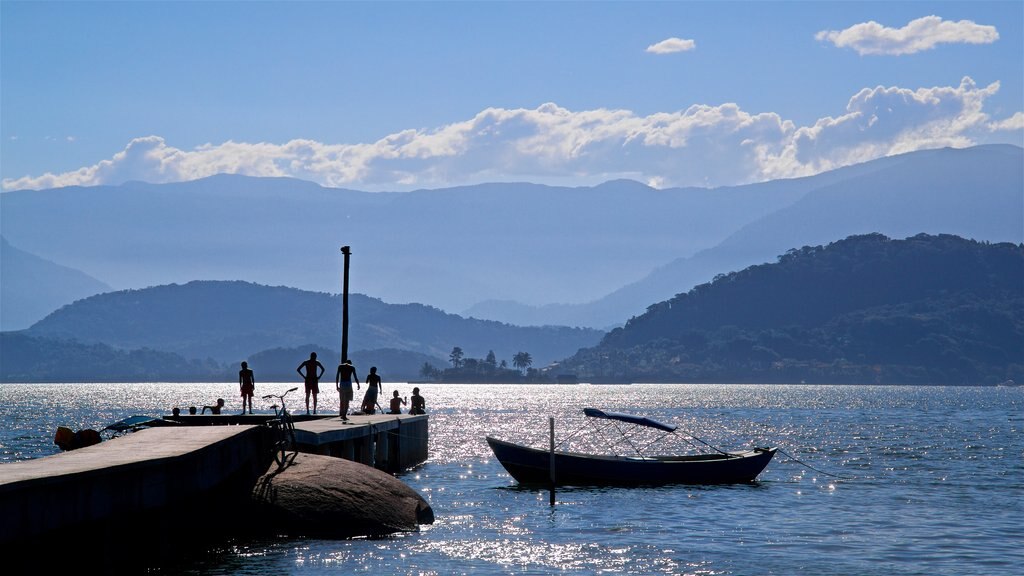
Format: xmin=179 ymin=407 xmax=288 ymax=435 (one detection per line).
xmin=1 ymin=383 xmax=1021 ymax=575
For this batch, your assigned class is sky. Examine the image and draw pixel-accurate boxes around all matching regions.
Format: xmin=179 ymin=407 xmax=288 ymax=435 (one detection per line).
xmin=1 ymin=0 xmax=1022 ymax=192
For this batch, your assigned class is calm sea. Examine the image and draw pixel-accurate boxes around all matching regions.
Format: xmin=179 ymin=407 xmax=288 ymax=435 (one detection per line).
xmin=1 ymin=383 xmax=1021 ymax=575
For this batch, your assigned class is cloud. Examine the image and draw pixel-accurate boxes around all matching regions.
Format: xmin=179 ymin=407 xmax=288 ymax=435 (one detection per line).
xmin=646 ymin=37 xmax=696 ymax=54
xmin=816 ymin=15 xmax=999 ymax=55
xmin=2 ymin=77 xmax=1020 ymax=192
xmin=990 ymin=112 xmax=1024 ymax=132
xmin=759 ymin=77 xmax=1008 ymax=180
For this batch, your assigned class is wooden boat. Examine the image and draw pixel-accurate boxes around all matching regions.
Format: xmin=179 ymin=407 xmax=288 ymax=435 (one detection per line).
xmin=486 ymin=408 xmax=776 ymax=486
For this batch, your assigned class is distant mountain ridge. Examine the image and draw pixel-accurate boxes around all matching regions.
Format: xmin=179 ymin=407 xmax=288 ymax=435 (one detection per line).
xmin=2 ymin=144 xmax=1021 ymax=330
xmin=0 ymin=236 xmax=112 ymax=330
xmin=557 ymin=233 xmax=1024 ymax=385
xmin=464 ymin=145 xmax=1024 ymax=327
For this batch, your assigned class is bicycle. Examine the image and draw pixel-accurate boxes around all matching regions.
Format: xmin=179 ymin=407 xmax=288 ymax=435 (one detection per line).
xmin=262 ymin=387 xmax=298 ymax=469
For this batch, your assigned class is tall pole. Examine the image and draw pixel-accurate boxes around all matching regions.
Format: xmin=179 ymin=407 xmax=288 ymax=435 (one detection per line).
xmin=549 ymin=416 xmax=556 ymax=506
xmin=340 ymin=246 xmax=351 ymax=363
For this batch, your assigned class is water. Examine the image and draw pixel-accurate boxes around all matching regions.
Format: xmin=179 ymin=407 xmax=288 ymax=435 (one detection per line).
xmin=1 ymin=383 xmax=1021 ymax=575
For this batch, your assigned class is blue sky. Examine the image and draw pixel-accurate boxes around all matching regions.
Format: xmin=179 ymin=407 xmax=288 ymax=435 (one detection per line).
xmin=2 ymin=1 xmax=1021 ymax=192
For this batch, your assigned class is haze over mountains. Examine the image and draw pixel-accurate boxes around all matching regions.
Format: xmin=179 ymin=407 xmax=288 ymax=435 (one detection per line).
xmin=0 ymin=237 xmax=112 ymax=329
xmin=1 ymin=144 xmax=1021 ymax=331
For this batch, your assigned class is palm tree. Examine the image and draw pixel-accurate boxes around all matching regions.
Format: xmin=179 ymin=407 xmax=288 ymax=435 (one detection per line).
xmin=512 ymin=351 xmax=532 ymax=374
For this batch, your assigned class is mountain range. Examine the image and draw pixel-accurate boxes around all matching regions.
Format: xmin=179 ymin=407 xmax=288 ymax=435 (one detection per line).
xmin=1 ymin=144 xmax=1021 ymax=332
xmin=4 ymin=233 xmax=1018 ymax=385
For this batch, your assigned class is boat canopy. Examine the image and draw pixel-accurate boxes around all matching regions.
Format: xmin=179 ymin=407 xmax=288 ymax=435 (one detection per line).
xmin=102 ymin=415 xmax=159 ymax=432
xmin=582 ymin=408 xmax=677 ymax=433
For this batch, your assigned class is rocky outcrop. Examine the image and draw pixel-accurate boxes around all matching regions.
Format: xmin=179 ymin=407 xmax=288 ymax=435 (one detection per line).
xmin=251 ymin=453 xmax=434 ymax=538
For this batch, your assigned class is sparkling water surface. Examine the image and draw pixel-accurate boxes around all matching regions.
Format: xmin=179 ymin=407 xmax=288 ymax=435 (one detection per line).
xmin=1 ymin=383 xmax=1021 ymax=575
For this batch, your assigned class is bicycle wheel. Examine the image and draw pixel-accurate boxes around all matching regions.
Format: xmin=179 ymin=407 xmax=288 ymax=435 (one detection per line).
xmin=282 ymin=416 xmax=297 ymax=462
xmin=266 ymin=419 xmax=287 ymax=469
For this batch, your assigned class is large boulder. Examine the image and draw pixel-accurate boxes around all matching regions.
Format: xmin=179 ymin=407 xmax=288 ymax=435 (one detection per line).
xmin=251 ymin=453 xmax=434 ymax=538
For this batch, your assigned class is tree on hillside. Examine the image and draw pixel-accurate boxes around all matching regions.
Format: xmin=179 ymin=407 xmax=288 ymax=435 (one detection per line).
xmin=420 ymin=362 xmax=440 ymax=380
xmin=485 ymin=350 xmax=497 ymax=367
xmin=512 ymin=351 xmax=533 ymax=374
xmin=449 ymin=346 xmax=464 ymax=368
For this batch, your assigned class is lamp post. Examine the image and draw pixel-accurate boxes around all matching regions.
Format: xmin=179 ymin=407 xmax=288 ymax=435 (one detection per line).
xmin=340 ymin=246 xmax=351 ymax=363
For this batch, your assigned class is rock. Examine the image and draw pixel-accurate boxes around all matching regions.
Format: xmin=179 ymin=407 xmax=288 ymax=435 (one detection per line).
xmin=251 ymin=453 xmax=434 ymax=538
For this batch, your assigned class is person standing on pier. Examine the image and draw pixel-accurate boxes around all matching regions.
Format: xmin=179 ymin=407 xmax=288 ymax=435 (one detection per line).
xmin=297 ymin=352 xmax=325 ymax=415
xmin=239 ymin=361 xmax=255 ymax=414
xmin=336 ymin=359 xmax=360 ymax=420
xmin=362 ymin=366 xmax=383 ymax=414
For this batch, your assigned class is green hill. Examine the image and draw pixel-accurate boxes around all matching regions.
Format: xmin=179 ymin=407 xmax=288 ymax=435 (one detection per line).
xmin=4 ymin=281 xmax=601 ymax=382
xmin=556 ymin=234 xmax=1024 ymax=385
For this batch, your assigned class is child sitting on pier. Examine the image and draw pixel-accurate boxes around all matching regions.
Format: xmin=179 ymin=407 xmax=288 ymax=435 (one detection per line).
xmin=201 ymin=398 xmax=225 ymax=414
xmin=388 ymin=390 xmax=406 ymax=414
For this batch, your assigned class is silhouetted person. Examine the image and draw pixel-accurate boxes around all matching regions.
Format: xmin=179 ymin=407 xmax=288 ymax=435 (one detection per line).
xmin=239 ymin=361 xmax=255 ymax=414
xmin=297 ymin=352 xmax=325 ymax=415
xmin=336 ymin=359 xmax=360 ymax=420
xmin=189 ymin=406 xmax=197 ymax=415
xmin=388 ymin=390 xmax=406 ymax=414
xmin=362 ymin=366 xmax=383 ymax=414
xmin=172 ymin=407 xmax=181 ymax=417
xmin=409 ymin=387 xmax=426 ymax=415
xmin=202 ymin=398 xmax=225 ymax=414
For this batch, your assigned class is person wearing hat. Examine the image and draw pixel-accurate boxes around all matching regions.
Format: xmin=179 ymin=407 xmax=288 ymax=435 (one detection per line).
xmin=335 ymin=359 xmax=360 ymax=420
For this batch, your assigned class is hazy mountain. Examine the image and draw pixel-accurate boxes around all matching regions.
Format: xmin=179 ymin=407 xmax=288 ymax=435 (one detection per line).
xmin=0 ymin=173 xmax=810 ymax=320
xmin=0 ymin=236 xmax=113 ymax=330
xmin=468 ymin=145 xmax=1024 ymax=327
xmin=556 ymin=234 xmax=1024 ymax=385
xmin=3 ymin=145 xmax=1020 ymax=330
xmin=22 ymin=280 xmax=603 ymax=372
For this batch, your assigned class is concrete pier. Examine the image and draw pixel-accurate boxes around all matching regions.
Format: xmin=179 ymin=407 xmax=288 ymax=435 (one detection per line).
xmin=292 ymin=414 xmax=429 ymax=472
xmin=0 ymin=424 xmax=270 ymax=570
xmin=0 ymin=413 xmax=430 ymax=570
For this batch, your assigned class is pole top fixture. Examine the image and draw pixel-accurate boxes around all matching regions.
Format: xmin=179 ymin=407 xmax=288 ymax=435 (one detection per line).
xmin=341 ymin=246 xmax=351 ymax=254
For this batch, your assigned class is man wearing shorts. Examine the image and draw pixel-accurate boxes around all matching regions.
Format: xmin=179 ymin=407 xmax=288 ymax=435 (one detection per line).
xmin=336 ymin=359 xmax=360 ymax=420
xmin=296 ymin=352 xmax=325 ymax=415
xmin=239 ymin=361 xmax=255 ymax=414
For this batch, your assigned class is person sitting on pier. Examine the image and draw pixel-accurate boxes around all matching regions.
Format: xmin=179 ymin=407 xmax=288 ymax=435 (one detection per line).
xmin=201 ymin=398 xmax=225 ymax=414
xmin=388 ymin=390 xmax=406 ymax=414
xmin=409 ymin=387 xmax=426 ymax=415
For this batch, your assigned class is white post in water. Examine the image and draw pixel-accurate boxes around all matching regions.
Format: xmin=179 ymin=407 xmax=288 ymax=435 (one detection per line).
xmin=549 ymin=416 xmax=556 ymax=506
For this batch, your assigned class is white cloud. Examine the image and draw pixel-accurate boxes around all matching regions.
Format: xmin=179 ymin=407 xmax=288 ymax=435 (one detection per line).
xmin=2 ymin=77 xmax=1020 ymax=192
xmin=991 ymin=112 xmax=1024 ymax=132
xmin=646 ymin=37 xmax=696 ymax=54
xmin=816 ymin=15 xmax=998 ymax=55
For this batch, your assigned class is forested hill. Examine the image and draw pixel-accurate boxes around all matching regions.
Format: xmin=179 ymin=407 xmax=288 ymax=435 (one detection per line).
xmin=3 ymin=281 xmax=601 ymax=382
xmin=558 ymin=234 xmax=1024 ymax=385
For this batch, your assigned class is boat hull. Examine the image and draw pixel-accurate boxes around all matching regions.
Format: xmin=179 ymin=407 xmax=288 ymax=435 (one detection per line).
xmin=486 ymin=437 xmax=776 ymax=486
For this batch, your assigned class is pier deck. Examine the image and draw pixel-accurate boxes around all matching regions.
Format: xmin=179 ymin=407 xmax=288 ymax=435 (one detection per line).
xmin=0 ymin=412 xmax=429 ymax=563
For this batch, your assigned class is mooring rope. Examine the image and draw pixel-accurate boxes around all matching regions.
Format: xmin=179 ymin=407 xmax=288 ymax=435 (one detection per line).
xmin=777 ymin=447 xmax=855 ymax=480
